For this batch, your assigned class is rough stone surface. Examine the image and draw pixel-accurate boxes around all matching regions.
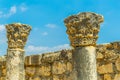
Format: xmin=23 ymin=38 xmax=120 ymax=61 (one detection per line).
xmin=24 ymin=50 xmax=73 ymax=80
xmin=6 ymin=23 xmax=31 ymax=49
xmin=26 ymin=67 xmax=35 ymax=77
xmin=6 ymin=23 xmax=31 ymax=80
xmin=0 ymin=42 xmax=120 ymax=80
xmin=73 ymin=46 xmax=97 ymax=80
xmin=64 ymin=12 xmax=103 ymax=47
xmin=97 ymin=53 xmax=104 ymax=59
xmin=97 ymin=63 xmax=113 ymax=74
xmin=115 ymin=58 xmax=120 ymax=71
xmin=114 ymin=74 xmax=120 ymax=80
xmin=104 ymin=74 xmax=111 ymax=80
xmin=6 ymin=50 xmax=25 ymax=80
xmin=36 ymin=64 xmax=51 ymax=76
xmin=52 ymin=61 xmax=66 ymax=74
xmin=64 ymin=12 xmax=104 ymax=80
xmin=66 ymin=62 xmax=73 ymax=72
xmin=32 ymin=76 xmax=41 ymax=80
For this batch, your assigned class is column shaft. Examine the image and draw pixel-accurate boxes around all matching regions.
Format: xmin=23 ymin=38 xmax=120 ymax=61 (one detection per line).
xmin=6 ymin=49 xmax=25 ymax=80
xmin=6 ymin=23 xmax=31 ymax=80
xmin=73 ymin=46 xmax=97 ymax=80
xmin=64 ymin=12 xmax=104 ymax=80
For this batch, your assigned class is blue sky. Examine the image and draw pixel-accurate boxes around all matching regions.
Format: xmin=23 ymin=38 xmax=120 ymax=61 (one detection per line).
xmin=0 ymin=0 xmax=120 ymax=55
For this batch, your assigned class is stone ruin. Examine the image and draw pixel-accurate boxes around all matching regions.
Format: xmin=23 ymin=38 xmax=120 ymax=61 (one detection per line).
xmin=0 ymin=12 xmax=120 ymax=80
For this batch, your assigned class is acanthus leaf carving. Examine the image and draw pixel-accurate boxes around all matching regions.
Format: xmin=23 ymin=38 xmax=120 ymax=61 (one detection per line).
xmin=6 ymin=23 xmax=31 ymax=49
xmin=64 ymin=12 xmax=104 ymax=47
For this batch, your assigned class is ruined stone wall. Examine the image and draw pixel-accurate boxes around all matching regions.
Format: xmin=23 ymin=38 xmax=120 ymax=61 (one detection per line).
xmin=0 ymin=42 xmax=120 ymax=80
xmin=25 ymin=50 xmax=73 ymax=80
xmin=0 ymin=56 xmax=6 ymax=80
xmin=97 ymin=42 xmax=120 ymax=80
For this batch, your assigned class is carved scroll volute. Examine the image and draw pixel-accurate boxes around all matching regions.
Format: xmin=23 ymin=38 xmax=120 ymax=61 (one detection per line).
xmin=6 ymin=23 xmax=31 ymax=49
xmin=64 ymin=12 xmax=104 ymax=47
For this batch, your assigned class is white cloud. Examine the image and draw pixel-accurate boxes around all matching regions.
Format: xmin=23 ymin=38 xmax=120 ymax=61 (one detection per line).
xmin=0 ymin=24 xmax=7 ymax=56
xmin=0 ymin=24 xmax=5 ymax=32
xmin=0 ymin=6 xmax=17 ymax=18
xmin=101 ymin=22 xmax=107 ymax=28
xmin=0 ymin=11 xmax=3 ymax=14
xmin=25 ymin=44 xmax=71 ymax=55
xmin=42 ymin=32 xmax=48 ymax=36
xmin=19 ymin=3 xmax=27 ymax=12
xmin=0 ymin=3 xmax=28 ymax=18
xmin=0 ymin=12 xmax=3 ymax=17
xmin=33 ymin=27 xmax=39 ymax=31
xmin=5 ymin=6 xmax=17 ymax=17
xmin=45 ymin=24 xmax=57 ymax=28
xmin=10 ymin=6 xmax=17 ymax=14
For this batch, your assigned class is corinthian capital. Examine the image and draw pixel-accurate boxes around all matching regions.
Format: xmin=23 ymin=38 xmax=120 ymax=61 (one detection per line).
xmin=6 ymin=23 xmax=31 ymax=49
xmin=64 ymin=12 xmax=104 ymax=47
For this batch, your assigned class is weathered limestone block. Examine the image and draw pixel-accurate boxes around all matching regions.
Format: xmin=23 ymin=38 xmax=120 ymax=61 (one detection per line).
xmin=65 ymin=50 xmax=73 ymax=60
xmin=0 ymin=66 xmax=6 ymax=77
xmin=115 ymin=58 xmax=120 ymax=71
xmin=104 ymin=50 xmax=116 ymax=59
xmin=53 ymin=75 xmax=63 ymax=80
xmin=52 ymin=61 xmax=66 ymax=74
xmin=31 ymin=55 xmax=42 ymax=65
xmin=42 ymin=52 xmax=61 ymax=63
xmin=26 ymin=67 xmax=35 ymax=77
xmin=0 ymin=77 xmax=6 ymax=80
xmin=97 ymin=52 xmax=104 ymax=59
xmin=41 ymin=77 xmax=52 ymax=80
xmin=0 ymin=67 xmax=2 ymax=77
xmin=66 ymin=62 xmax=73 ymax=72
xmin=25 ymin=56 xmax=31 ymax=66
xmin=0 ymin=56 xmax=6 ymax=63
xmin=25 ymin=75 xmax=30 ymax=80
xmin=110 ymin=42 xmax=120 ymax=50
xmin=97 ymin=43 xmax=120 ymax=63
xmin=60 ymin=50 xmax=73 ymax=60
xmin=28 ymin=77 xmax=36 ymax=80
xmin=98 ymin=63 xmax=113 ymax=74
xmin=0 ymin=56 xmax=6 ymax=77
xmin=97 ymin=75 xmax=103 ymax=80
xmin=53 ymin=75 xmax=60 ymax=80
xmin=96 ymin=44 xmax=107 ymax=53
xmin=104 ymin=74 xmax=111 ymax=80
xmin=33 ymin=77 xmax=41 ymax=80
xmin=2 ymin=68 xmax=6 ymax=76
xmin=53 ymin=74 xmax=75 ymax=80
xmin=36 ymin=64 xmax=51 ymax=76
xmin=114 ymin=74 xmax=120 ymax=80
xmin=63 ymin=72 xmax=77 ymax=80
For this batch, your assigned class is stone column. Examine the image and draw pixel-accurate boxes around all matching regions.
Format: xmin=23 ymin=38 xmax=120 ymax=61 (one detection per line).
xmin=6 ymin=23 xmax=31 ymax=80
xmin=64 ymin=12 xmax=103 ymax=80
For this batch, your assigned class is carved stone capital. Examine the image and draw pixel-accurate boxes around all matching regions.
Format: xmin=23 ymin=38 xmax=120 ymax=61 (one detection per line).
xmin=6 ymin=23 xmax=31 ymax=49
xmin=64 ymin=12 xmax=104 ymax=47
